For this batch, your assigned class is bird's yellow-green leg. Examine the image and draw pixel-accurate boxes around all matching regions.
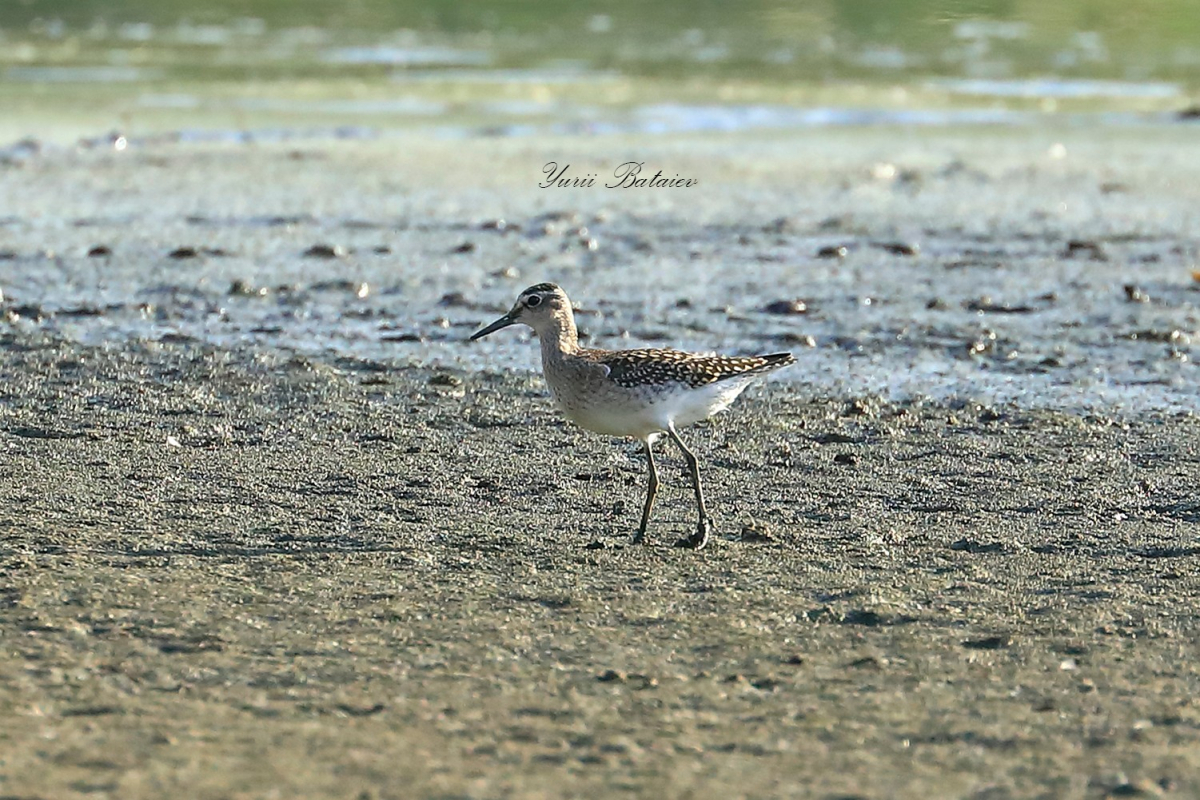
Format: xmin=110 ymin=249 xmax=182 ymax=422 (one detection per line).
xmin=667 ymin=423 xmax=710 ymax=550
xmin=632 ymin=440 xmax=659 ymax=544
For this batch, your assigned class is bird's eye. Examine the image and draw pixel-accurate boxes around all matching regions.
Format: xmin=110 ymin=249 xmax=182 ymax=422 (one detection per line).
xmin=526 ymin=295 xmax=542 ymax=307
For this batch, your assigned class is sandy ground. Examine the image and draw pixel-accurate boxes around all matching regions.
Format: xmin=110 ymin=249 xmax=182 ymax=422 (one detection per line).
xmin=2 ymin=127 xmax=1200 ymax=799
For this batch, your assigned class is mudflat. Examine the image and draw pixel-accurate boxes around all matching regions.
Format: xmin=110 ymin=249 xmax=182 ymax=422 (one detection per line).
xmin=2 ymin=128 xmax=1200 ymax=799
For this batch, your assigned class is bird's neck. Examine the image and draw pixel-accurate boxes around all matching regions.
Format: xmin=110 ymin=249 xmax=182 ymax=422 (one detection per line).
xmin=538 ymin=310 xmax=581 ymax=366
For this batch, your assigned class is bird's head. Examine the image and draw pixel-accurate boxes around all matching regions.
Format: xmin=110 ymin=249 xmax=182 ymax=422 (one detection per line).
xmin=470 ymin=283 xmax=571 ymax=340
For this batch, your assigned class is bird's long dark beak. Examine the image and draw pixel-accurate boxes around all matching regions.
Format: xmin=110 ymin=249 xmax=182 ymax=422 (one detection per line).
xmin=470 ymin=312 xmax=518 ymax=341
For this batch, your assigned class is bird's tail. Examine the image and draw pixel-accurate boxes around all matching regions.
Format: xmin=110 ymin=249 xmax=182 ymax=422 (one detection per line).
xmin=756 ymin=352 xmax=796 ymax=372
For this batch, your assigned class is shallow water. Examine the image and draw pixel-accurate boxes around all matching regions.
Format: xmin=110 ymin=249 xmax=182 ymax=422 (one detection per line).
xmin=2 ymin=1 xmax=1199 ymax=143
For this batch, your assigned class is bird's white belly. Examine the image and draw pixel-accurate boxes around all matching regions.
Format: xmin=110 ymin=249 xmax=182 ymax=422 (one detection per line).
xmin=554 ymin=379 xmax=752 ymax=439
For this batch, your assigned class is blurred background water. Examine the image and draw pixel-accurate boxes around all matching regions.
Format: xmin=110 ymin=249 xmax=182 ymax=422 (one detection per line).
xmin=2 ymin=1 xmax=1198 ymax=141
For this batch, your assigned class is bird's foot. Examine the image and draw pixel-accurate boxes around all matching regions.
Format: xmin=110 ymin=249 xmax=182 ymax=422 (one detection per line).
xmin=674 ymin=519 xmax=711 ymax=550
xmin=631 ymin=529 xmax=647 ymax=546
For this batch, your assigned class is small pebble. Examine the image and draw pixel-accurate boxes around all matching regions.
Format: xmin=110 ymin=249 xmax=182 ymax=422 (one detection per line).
xmin=841 ymin=610 xmax=884 ymax=626
xmin=762 ymin=299 xmax=807 ymax=315
xmin=966 ymin=298 xmax=1036 ymax=314
xmin=59 ymin=306 xmax=104 ymax=317
xmin=774 ymin=332 xmax=816 ymax=347
xmin=950 ymin=538 xmax=1005 ymax=554
xmin=452 ymin=241 xmax=476 ymax=254
xmin=439 ymin=292 xmax=470 ymax=308
xmin=87 ymin=245 xmax=112 ymax=257
xmin=10 ymin=304 xmax=44 ymax=321
xmin=1107 ymin=778 xmax=1163 ymax=797
xmin=303 ymin=243 xmax=345 ymax=259
xmin=229 ymin=279 xmax=267 ymax=297
xmin=874 ymin=241 xmax=919 ymax=256
xmin=967 ymin=338 xmax=994 ymax=356
xmin=1064 ymin=239 xmax=1107 ymax=260
xmin=962 ymin=635 xmax=1012 ymax=650
xmin=1124 ymin=284 xmax=1150 ymax=303
xmin=847 ymin=656 xmax=883 ymax=669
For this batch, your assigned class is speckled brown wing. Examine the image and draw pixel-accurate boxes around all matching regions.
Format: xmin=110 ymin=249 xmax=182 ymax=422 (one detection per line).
xmin=588 ymin=348 xmax=795 ymax=389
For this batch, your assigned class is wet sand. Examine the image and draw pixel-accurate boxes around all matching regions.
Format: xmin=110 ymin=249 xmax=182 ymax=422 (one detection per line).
xmin=2 ymin=127 xmax=1200 ymax=799
xmin=3 ymin=126 xmax=1198 ymax=410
